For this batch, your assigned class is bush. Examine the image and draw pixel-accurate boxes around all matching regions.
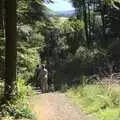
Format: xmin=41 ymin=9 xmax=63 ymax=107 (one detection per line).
xmin=0 ymin=102 xmax=34 ymax=119
xmin=54 ymin=46 xmax=108 ymax=89
xmin=0 ymin=78 xmax=36 ymax=119
xmin=17 ymin=77 xmax=35 ymax=99
xmin=17 ymin=47 xmax=40 ymax=82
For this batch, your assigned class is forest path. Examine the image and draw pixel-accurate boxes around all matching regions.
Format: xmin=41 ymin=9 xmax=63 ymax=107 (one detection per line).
xmin=29 ymin=92 xmax=96 ymax=120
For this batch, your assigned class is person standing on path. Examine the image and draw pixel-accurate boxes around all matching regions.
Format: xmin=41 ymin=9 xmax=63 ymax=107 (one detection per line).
xmin=39 ymin=64 xmax=48 ymax=93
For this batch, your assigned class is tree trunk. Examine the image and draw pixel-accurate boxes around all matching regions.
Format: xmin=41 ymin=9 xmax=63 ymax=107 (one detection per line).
xmin=87 ymin=1 xmax=92 ymax=44
xmin=82 ymin=0 xmax=89 ymax=48
xmin=4 ymin=0 xmax=17 ymax=100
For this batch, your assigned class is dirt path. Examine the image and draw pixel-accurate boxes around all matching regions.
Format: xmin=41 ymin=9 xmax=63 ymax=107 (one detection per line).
xmin=29 ymin=92 xmax=96 ymax=120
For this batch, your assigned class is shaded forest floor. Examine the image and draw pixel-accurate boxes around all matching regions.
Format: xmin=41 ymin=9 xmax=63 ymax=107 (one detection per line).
xmin=29 ymin=92 xmax=96 ymax=120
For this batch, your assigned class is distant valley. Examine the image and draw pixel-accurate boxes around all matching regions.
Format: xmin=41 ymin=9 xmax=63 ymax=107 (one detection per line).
xmin=53 ymin=10 xmax=76 ymax=17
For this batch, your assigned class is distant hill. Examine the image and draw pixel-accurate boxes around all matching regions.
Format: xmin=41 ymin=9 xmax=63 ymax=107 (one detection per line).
xmin=54 ymin=10 xmax=76 ymax=17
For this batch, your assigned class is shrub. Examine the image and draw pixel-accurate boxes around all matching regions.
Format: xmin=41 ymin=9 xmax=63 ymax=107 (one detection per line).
xmin=0 ymin=101 xmax=35 ymax=119
xmin=17 ymin=47 xmax=40 ymax=82
xmin=0 ymin=78 xmax=35 ymax=119
xmin=17 ymin=77 xmax=35 ymax=99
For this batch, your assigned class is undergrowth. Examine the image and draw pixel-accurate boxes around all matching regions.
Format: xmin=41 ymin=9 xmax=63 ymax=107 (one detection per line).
xmin=67 ymin=83 xmax=120 ymax=120
xmin=0 ymin=78 xmax=36 ymax=120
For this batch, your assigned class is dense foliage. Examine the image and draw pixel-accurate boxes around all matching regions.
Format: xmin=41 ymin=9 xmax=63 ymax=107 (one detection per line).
xmin=52 ymin=0 xmax=120 ymax=89
xmin=0 ymin=0 xmax=120 ymax=119
xmin=0 ymin=0 xmax=51 ymax=119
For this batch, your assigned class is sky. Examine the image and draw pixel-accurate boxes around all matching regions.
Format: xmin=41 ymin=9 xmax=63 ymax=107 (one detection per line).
xmin=44 ymin=0 xmax=75 ymax=12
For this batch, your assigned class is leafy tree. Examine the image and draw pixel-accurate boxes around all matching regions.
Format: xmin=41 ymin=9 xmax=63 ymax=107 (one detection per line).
xmin=0 ymin=0 xmax=52 ymax=100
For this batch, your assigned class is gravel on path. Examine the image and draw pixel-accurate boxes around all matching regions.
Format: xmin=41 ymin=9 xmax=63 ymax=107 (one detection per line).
xmin=29 ymin=92 xmax=96 ymax=120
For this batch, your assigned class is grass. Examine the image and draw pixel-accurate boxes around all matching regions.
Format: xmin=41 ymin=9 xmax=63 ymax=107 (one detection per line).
xmin=67 ymin=83 xmax=120 ymax=120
